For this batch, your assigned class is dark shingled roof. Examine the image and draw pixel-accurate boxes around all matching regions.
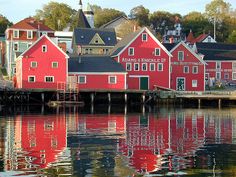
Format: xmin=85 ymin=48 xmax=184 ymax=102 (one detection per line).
xmin=196 ymin=43 xmax=236 ymax=61
xmin=73 ymin=28 xmax=117 ymax=46
xmin=68 ymin=55 xmax=126 ymax=73
xmin=163 ymin=43 xmax=177 ymax=51
xmin=110 ymin=28 xmax=143 ymax=56
xmin=100 ymin=15 xmax=128 ymax=28
xmin=76 ymin=9 xmax=91 ymax=28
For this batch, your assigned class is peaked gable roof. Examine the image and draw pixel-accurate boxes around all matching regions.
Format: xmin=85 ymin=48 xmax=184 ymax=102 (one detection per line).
xmin=18 ymin=34 xmax=69 ymax=59
xmin=68 ymin=55 xmax=126 ymax=73
xmin=111 ymin=27 xmax=172 ymax=57
xmin=76 ymin=9 xmax=91 ymax=28
xmin=100 ymin=15 xmax=128 ymax=29
xmin=73 ymin=28 xmax=117 ymax=46
xmin=170 ymin=41 xmax=206 ymax=65
xmin=186 ymin=30 xmax=195 ymax=43
xmin=196 ymin=42 xmax=236 ymax=61
xmin=9 ymin=17 xmax=54 ymax=31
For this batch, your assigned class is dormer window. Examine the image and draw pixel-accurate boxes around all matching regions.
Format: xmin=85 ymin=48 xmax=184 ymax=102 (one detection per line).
xmin=142 ymin=33 xmax=147 ymax=41
xmin=13 ymin=30 xmax=19 ymax=38
xmin=42 ymin=45 xmax=47 ymax=52
xmin=27 ymin=30 xmax=33 ymax=39
xmin=108 ymin=37 xmax=111 ymax=41
xmin=81 ymin=35 xmax=84 ymax=39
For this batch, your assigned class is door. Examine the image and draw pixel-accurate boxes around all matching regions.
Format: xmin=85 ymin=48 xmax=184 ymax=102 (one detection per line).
xmin=176 ymin=78 xmax=185 ymax=91
xmin=140 ymin=77 xmax=149 ymax=90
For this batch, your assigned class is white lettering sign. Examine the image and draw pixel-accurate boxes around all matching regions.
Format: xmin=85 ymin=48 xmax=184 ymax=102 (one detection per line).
xmin=122 ymin=58 xmax=166 ymax=63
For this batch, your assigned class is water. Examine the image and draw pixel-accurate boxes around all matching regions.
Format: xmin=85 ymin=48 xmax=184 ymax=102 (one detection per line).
xmin=0 ymin=105 xmax=236 ymax=177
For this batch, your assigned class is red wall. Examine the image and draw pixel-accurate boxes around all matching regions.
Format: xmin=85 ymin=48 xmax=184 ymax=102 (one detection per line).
xmin=69 ymin=74 xmax=126 ymax=90
xmin=171 ymin=44 xmax=205 ymax=91
xmin=16 ymin=36 xmax=67 ymax=89
xmin=114 ymin=29 xmax=170 ymax=90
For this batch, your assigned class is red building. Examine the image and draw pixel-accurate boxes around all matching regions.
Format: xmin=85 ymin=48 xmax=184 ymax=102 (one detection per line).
xmin=68 ymin=56 xmax=127 ymax=90
xmin=165 ymin=41 xmax=206 ymax=91
xmin=196 ymin=43 xmax=236 ymax=86
xmin=111 ymin=27 xmax=172 ymax=90
xmin=15 ymin=35 xmax=69 ymax=89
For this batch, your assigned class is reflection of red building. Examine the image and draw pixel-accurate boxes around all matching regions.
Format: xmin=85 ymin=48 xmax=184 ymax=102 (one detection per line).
xmin=118 ymin=111 xmax=235 ymax=175
xmin=6 ymin=114 xmax=67 ymax=173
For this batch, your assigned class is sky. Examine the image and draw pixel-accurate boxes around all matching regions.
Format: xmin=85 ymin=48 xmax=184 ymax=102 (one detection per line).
xmin=0 ymin=0 xmax=236 ymax=23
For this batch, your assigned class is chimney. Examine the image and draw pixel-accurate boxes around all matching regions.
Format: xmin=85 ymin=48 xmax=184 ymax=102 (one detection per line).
xmin=169 ymin=36 xmax=174 ymax=44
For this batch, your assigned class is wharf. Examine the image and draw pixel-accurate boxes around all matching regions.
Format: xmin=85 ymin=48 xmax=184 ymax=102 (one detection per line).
xmin=1 ymin=88 xmax=236 ymax=107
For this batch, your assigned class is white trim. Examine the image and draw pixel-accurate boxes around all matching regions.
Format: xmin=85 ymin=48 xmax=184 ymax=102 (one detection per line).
xmin=44 ymin=76 xmax=54 ymax=83
xmin=18 ymin=34 xmax=69 ymax=60
xmin=128 ymin=47 xmax=134 ymax=56
xmin=27 ymin=30 xmax=33 ymax=39
xmin=69 ymin=72 xmax=127 ymax=75
xmin=134 ymin=63 xmax=139 ymax=71
xmin=178 ymin=51 xmax=184 ymax=61
xmin=30 ymin=61 xmax=37 ymax=68
xmin=216 ymin=61 xmax=221 ymax=69
xmin=216 ymin=72 xmax=221 ymax=80
xmin=232 ymin=72 xmax=236 ymax=80
xmin=157 ymin=63 xmax=163 ymax=71
xmin=52 ymin=62 xmax=58 ymax=68
xmin=78 ymin=75 xmax=87 ymax=84
xmin=108 ymin=76 xmax=117 ymax=84
xmin=129 ymin=75 xmax=149 ymax=78
xmin=183 ymin=66 xmax=189 ymax=73
xmin=126 ymin=63 xmax=132 ymax=71
xmin=118 ymin=55 xmax=120 ymax=63
xmin=192 ymin=66 xmax=198 ymax=74
xmin=192 ymin=80 xmax=198 ymax=87
xmin=13 ymin=29 xmax=19 ymax=38
xmin=154 ymin=48 xmax=160 ymax=56
xmin=176 ymin=77 xmax=185 ymax=91
xmin=169 ymin=56 xmax=171 ymax=88
xmin=142 ymin=63 xmax=147 ymax=71
xmin=112 ymin=27 xmax=172 ymax=57
xmin=13 ymin=42 xmax=19 ymax=52
xmin=206 ymin=60 xmax=236 ymax=62
xmin=142 ymin=33 xmax=148 ymax=42
xmin=170 ymin=41 xmax=207 ymax=65
xmin=149 ymin=63 xmax=155 ymax=71
xmin=28 ymin=75 xmax=35 ymax=83
xmin=124 ymin=73 xmax=127 ymax=89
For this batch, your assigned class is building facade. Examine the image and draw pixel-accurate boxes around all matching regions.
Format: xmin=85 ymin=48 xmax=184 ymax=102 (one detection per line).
xmin=15 ymin=35 xmax=69 ymax=89
xmin=111 ymin=27 xmax=172 ymax=90
xmin=5 ymin=17 xmax=54 ymax=77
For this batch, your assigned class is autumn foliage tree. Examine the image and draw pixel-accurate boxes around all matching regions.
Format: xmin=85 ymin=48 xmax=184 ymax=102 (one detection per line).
xmin=0 ymin=15 xmax=12 ymax=34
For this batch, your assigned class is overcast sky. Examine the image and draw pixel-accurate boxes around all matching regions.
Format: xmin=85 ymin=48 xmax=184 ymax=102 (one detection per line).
xmin=1 ymin=0 xmax=236 ymax=23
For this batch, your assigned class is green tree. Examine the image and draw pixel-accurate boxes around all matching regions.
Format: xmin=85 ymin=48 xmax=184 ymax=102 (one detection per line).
xmin=130 ymin=5 xmax=149 ymax=27
xmin=182 ymin=12 xmax=212 ymax=37
xmin=92 ymin=5 xmax=125 ymax=28
xmin=35 ymin=1 xmax=73 ymax=31
xmin=227 ymin=30 xmax=236 ymax=43
xmin=116 ymin=20 xmax=139 ymax=38
xmin=0 ymin=15 xmax=12 ymax=34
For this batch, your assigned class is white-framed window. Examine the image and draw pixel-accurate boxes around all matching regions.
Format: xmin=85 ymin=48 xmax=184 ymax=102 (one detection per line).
xmin=216 ymin=61 xmax=221 ymax=69
xmin=216 ymin=72 xmax=221 ymax=80
xmin=78 ymin=76 xmax=86 ymax=84
xmin=128 ymin=47 xmax=134 ymax=56
xmin=134 ymin=63 xmax=139 ymax=71
xmin=150 ymin=63 xmax=155 ymax=71
xmin=42 ymin=45 xmax=47 ymax=52
xmin=192 ymin=80 xmax=198 ymax=87
xmin=142 ymin=63 xmax=147 ymax=71
xmin=155 ymin=48 xmax=160 ymax=56
xmin=157 ymin=63 xmax=163 ymax=71
xmin=108 ymin=76 xmax=117 ymax=84
xmin=183 ymin=66 xmax=189 ymax=73
xmin=126 ymin=63 xmax=132 ymax=71
xmin=192 ymin=66 xmax=198 ymax=74
xmin=13 ymin=30 xmax=19 ymax=38
xmin=13 ymin=67 xmax=16 ymax=74
xmin=31 ymin=61 xmax=37 ymax=68
xmin=52 ymin=62 xmax=58 ymax=68
xmin=13 ymin=42 xmax=19 ymax=51
xmin=178 ymin=51 xmax=184 ymax=61
xmin=232 ymin=72 xmax=236 ymax=80
xmin=27 ymin=30 xmax=33 ymax=39
xmin=232 ymin=62 xmax=236 ymax=69
xmin=142 ymin=33 xmax=148 ymax=41
xmin=224 ymin=73 xmax=229 ymax=79
xmin=45 ymin=76 xmax=54 ymax=83
xmin=28 ymin=76 xmax=35 ymax=83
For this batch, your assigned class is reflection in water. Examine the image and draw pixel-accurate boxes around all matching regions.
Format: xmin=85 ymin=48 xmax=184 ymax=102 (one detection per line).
xmin=0 ymin=106 xmax=236 ymax=176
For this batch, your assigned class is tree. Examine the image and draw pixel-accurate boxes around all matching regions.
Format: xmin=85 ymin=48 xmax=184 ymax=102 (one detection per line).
xmin=35 ymin=1 xmax=73 ymax=31
xmin=182 ymin=12 xmax=212 ymax=37
xmin=0 ymin=15 xmax=12 ymax=34
xmin=227 ymin=30 xmax=236 ymax=43
xmin=129 ymin=5 xmax=149 ymax=27
xmin=116 ymin=20 xmax=139 ymax=38
xmin=92 ymin=5 xmax=125 ymax=28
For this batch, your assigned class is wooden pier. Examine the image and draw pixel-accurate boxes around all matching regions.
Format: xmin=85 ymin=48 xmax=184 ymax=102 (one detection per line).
xmin=1 ymin=88 xmax=236 ymax=108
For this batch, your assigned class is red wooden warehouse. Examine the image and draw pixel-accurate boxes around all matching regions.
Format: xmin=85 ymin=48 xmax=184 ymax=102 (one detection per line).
xmin=111 ymin=27 xmax=172 ymax=90
xmin=165 ymin=41 xmax=206 ymax=91
xmin=15 ymin=35 xmax=69 ymax=89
